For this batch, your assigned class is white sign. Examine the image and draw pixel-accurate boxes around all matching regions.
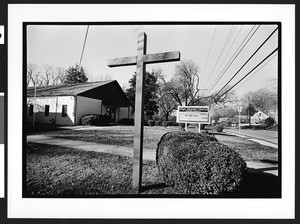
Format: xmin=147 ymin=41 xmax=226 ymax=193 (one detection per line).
xmin=238 ymin=106 xmax=242 ymax=112
xmin=177 ymin=106 xmax=210 ymax=124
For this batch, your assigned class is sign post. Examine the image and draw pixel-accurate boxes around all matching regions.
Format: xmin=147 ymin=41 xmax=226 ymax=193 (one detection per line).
xmin=108 ymin=32 xmax=180 ymax=192
xmin=238 ymin=106 xmax=242 ymax=134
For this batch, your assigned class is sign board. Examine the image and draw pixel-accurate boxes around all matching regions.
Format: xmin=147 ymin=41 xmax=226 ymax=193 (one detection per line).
xmin=238 ymin=106 xmax=242 ymax=113
xmin=177 ymin=106 xmax=210 ymax=124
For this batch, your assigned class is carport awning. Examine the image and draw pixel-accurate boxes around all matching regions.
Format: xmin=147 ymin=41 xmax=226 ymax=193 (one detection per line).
xmin=77 ymin=81 xmax=131 ymax=107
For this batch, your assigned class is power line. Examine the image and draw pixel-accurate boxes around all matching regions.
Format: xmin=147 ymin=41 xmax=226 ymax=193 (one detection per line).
xmin=79 ymin=25 xmax=90 ymax=68
xmin=210 ymin=26 xmax=278 ymax=100
xmin=234 ymin=52 xmax=278 ymax=91
xmin=201 ymin=25 xmax=217 ymax=88
xmin=211 ymin=25 xmax=243 ymax=82
xmin=211 ymin=47 xmax=278 ymax=103
xmin=205 ymin=25 xmax=259 ymax=96
xmin=205 ymin=25 xmax=245 ymax=95
xmin=202 ymin=25 xmax=235 ymax=89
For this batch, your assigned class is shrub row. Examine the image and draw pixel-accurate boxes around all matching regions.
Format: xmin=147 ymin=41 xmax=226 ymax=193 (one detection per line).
xmin=148 ymin=120 xmax=176 ymax=127
xmin=215 ymin=125 xmax=224 ymax=132
xmin=156 ymin=131 xmax=247 ymax=195
xmin=153 ymin=115 xmax=176 ymax=123
xmin=118 ymin=118 xmax=134 ymax=125
xmin=81 ymin=114 xmax=111 ymax=126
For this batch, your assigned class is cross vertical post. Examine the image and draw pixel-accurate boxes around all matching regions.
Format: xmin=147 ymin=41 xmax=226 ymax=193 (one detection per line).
xmin=133 ymin=33 xmax=147 ymax=191
xmin=107 ymin=32 xmax=180 ymax=193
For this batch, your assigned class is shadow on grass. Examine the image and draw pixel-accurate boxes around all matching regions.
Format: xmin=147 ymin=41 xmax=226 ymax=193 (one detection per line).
xmin=259 ymin=159 xmax=278 ymax=165
xmin=238 ymin=168 xmax=280 ymax=198
xmin=207 ymin=132 xmax=237 ymax=137
xmin=141 ymin=183 xmax=169 ymax=192
xmin=141 ymin=168 xmax=280 ymax=198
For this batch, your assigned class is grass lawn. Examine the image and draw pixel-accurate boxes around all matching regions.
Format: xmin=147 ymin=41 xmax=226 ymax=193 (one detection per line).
xmin=26 ymin=125 xmax=279 ymax=197
xmin=26 ymin=142 xmax=279 ymax=197
xmin=33 ymin=125 xmax=278 ymax=163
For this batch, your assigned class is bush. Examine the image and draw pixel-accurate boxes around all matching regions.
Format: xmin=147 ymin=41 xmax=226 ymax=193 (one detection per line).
xmin=215 ymin=125 xmax=224 ymax=132
xmin=81 ymin=114 xmax=110 ymax=126
xmin=156 ymin=132 xmax=247 ymax=195
xmin=148 ymin=120 xmax=155 ymax=127
xmin=162 ymin=121 xmax=169 ymax=128
xmin=155 ymin=121 xmax=162 ymax=126
xmin=153 ymin=115 xmax=164 ymax=122
xmin=153 ymin=115 xmax=177 ymax=123
xmin=179 ymin=123 xmax=185 ymax=129
xmin=252 ymin=125 xmax=264 ymax=130
xmin=241 ymin=125 xmax=252 ymax=129
xmin=264 ymin=117 xmax=275 ymax=127
xmin=118 ymin=118 xmax=134 ymax=125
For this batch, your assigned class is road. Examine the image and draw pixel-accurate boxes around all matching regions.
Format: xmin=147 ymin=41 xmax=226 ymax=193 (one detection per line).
xmin=224 ymin=128 xmax=278 ymax=145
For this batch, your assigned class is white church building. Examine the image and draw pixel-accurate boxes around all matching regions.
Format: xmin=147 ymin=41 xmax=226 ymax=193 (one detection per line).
xmin=27 ymin=80 xmax=132 ymax=126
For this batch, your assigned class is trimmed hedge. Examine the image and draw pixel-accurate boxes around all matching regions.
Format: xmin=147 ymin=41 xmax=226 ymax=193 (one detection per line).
xmin=81 ymin=114 xmax=110 ymax=126
xmin=156 ymin=131 xmax=247 ymax=195
xmin=264 ymin=117 xmax=275 ymax=127
xmin=215 ymin=125 xmax=224 ymax=132
xmin=118 ymin=118 xmax=134 ymax=125
xmin=162 ymin=121 xmax=172 ymax=128
xmin=155 ymin=121 xmax=162 ymax=126
xmin=148 ymin=120 xmax=155 ymax=127
xmin=179 ymin=123 xmax=185 ymax=129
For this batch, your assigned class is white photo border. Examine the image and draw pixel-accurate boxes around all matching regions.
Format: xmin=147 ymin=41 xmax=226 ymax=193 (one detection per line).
xmin=8 ymin=4 xmax=295 ymax=219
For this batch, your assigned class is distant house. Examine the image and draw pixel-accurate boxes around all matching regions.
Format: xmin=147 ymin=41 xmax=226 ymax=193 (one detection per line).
xmin=251 ymin=111 xmax=269 ymax=124
xmin=27 ymin=80 xmax=132 ymax=126
xmin=218 ymin=117 xmax=228 ymax=125
xmin=232 ymin=115 xmax=249 ymax=125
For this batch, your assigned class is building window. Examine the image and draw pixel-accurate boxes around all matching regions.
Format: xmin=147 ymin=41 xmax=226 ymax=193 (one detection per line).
xmin=29 ymin=105 xmax=34 ymax=116
xmin=45 ymin=105 xmax=50 ymax=116
xmin=62 ymin=105 xmax=67 ymax=117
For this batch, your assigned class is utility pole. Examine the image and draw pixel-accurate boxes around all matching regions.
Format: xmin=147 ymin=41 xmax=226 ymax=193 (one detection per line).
xmin=33 ymin=83 xmax=36 ymax=127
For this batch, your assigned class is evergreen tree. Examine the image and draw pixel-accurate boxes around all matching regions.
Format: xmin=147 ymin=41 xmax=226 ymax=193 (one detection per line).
xmin=64 ymin=64 xmax=88 ymax=84
xmin=125 ymin=71 xmax=159 ymax=117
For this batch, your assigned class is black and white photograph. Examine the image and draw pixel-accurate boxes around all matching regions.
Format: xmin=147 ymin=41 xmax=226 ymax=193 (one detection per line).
xmin=24 ymin=23 xmax=280 ymax=198
xmin=5 ymin=3 xmax=296 ymax=220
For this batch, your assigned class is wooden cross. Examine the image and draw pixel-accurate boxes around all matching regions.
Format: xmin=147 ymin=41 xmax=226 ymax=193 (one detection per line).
xmin=108 ymin=32 xmax=180 ymax=192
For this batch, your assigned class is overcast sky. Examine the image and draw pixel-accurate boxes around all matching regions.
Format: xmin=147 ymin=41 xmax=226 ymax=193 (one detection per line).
xmin=27 ymin=24 xmax=278 ymax=97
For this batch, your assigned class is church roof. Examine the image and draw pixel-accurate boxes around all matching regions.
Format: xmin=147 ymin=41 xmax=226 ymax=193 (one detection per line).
xmin=27 ymin=80 xmax=113 ymax=97
xmin=27 ymin=80 xmax=131 ymax=107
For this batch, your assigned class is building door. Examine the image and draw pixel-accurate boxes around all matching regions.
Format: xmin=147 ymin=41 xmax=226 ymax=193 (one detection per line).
xmin=106 ymin=107 xmax=116 ymax=124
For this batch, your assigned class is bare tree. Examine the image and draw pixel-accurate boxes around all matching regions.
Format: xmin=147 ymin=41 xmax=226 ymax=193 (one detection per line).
xmin=210 ymin=85 xmax=237 ymax=106
xmin=40 ymin=65 xmax=56 ymax=86
xmin=156 ymin=82 xmax=178 ymax=121
xmin=53 ymin=66 xmax=66 ymax=85
xmin=92 ymin=74 xmax=113 ymax=82
xmin=27 ymin=63 xmax=43 ymax=87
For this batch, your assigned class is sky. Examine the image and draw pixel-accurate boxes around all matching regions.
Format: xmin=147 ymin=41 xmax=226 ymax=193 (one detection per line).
xmin=27 ymin=24 xmax=278 ymax=97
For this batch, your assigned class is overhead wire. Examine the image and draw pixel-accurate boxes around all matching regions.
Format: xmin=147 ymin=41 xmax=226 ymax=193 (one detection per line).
xmin=210 ymin=25 xmax=243 ymax=83
xmin=79 ymin=25 xmax=90 ymax=68
xmin=210 ymin=26 xmax=278 ymax=101
xmin=211 ymin=47 xmax=278 ymax=103
xmin=202 ymin=25 xmax=235 ymax=90
xmin=234 ymin=52 xmax=278 ymax=91
xmin=205 ymin=25 xmax=259 ymax=96
xmin=200 ymin=25 xmax=217 ymax=89
xmin=205 ymin=25 xmax=245 ymax=95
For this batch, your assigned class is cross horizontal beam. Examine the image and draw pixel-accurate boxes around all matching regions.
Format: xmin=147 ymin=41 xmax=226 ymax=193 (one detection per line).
xmin=107 ymin=51 xmax=180 ymax=67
